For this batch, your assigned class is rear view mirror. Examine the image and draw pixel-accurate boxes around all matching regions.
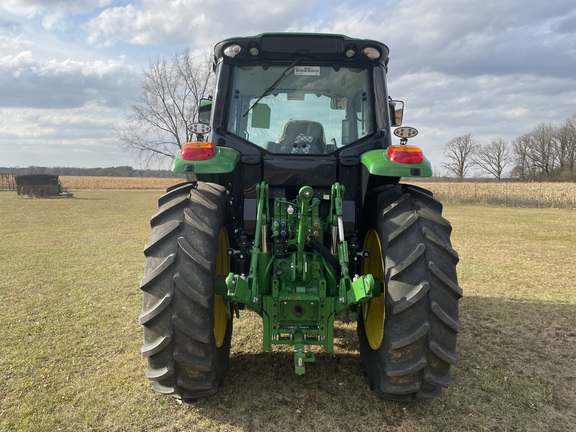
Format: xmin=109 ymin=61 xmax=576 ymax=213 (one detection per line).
xmin=198 ymin=98 xmax=212 ymax=124
xmin=390 ymin=100 xmax=404 ymax=127
xmin=330 ymin=96 xmax=347 ymax=110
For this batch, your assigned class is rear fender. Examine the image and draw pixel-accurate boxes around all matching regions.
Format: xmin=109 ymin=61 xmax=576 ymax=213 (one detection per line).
xmin=172 ymin=147 xmax=241 ymax=174
xmin=360 ymin=149 xmax=432 ymax=178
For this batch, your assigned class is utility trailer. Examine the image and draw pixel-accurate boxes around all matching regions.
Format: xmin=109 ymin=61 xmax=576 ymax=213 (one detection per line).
xmin=15 ymin=174 xmax=63 ymax=197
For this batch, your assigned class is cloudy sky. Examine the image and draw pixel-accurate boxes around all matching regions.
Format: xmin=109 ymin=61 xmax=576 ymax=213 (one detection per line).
xmin=1 ymin=0 xmax=575 ymax=172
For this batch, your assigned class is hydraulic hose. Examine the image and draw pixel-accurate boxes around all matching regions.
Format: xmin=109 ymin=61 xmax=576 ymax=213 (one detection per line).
xmin=306 ymin=237 xmax=341 ymax=275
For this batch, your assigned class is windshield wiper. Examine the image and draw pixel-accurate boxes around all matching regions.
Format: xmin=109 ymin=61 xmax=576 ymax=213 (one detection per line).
xmin=242 ymin=58 xmax=302 ymax=117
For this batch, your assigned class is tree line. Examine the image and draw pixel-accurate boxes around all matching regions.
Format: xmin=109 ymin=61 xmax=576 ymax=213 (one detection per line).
xmin=443 ymin=115 xmax=576 ymax=181
xmin=0 ymin=166 xmax=180 ymax=178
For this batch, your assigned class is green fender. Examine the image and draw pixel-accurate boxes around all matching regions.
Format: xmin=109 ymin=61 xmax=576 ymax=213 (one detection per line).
xmin=360 ymin=149 xmax=433 ymax=178
xmin=172 ymin=147 xmax=241 ymax=174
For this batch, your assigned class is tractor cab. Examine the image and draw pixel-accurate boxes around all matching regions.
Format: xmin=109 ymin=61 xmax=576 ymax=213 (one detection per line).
xmin=172 ymin=33 xmax=430 ymax=232
xmin=210 ymin=33 xmax=397 ymax=156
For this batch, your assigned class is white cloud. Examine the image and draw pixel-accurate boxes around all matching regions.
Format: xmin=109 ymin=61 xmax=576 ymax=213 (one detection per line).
xmin=0 ymin=19 xmax=28 ymax=55
xmin=0 ymin=50 xmax=33 ymax=70
xmin=0 ymin=105 xmax=135 ymax=168
xmin=41 ymin=11 xmax=66 ymax=31
xmin=85 ymin=0 xmax=315 ymax=47
xmin=0 ymin=50 xmax=138 ymax=109
xmin=1 ymin=0 xmax=114 ymax=16
xmin=306 ymin=0 xmax=576 ymax=78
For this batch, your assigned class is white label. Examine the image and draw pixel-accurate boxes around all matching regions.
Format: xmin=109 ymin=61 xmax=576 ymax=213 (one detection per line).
xmin=295 ymin=66 xmax=321 ymax=76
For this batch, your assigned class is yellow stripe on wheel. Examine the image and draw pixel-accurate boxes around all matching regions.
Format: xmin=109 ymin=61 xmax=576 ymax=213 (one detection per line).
xmin=214 ymin=227 xmax=230 ymax=348
xmin=362 ymin=229 xmax=385 ymax=350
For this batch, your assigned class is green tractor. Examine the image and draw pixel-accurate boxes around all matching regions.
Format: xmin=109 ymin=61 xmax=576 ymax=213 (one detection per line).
xmin=139 ymin=33 xmax=462 ymax=401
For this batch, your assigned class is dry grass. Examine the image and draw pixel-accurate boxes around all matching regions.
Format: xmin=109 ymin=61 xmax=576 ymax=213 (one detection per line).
xmin=60 ymin=176 xmax=184 ymax=190
xmin=411 ymin=182 xmax=576 ymax=209
xmin=1 ymin=191 xmax=575 ymax=431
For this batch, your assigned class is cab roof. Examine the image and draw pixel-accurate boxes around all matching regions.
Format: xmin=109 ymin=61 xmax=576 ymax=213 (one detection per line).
xmin=213 ymin=32 xmax=389 ymax=68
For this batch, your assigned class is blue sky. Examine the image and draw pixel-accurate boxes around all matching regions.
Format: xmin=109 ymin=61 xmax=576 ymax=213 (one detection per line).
xmin=1 ymin=0 xmax=575 ymax=172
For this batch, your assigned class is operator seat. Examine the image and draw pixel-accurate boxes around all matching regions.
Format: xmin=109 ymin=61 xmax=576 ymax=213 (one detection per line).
xmin=277 ymin=120 xmax=326 ymax=154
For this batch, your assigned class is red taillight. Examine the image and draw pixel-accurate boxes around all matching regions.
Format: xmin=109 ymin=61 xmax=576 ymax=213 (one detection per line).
xmin=180 ymin=142 xmax=216 ymax=161
xmin=387 ymin=145 xmax=424 ymax=164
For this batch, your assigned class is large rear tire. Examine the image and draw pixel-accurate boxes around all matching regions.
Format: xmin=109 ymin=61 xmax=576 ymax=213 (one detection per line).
xmin=358 ymin=184 xmax=462 ymax=401
xmin=139 ymin=181 xmax=233 ymax=399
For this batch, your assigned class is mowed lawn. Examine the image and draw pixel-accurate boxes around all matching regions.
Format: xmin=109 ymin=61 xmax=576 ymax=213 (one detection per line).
xmin=1 ymin=189 xmax=575 ymax=432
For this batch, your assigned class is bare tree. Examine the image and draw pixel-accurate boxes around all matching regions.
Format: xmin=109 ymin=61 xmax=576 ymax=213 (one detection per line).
xmin=471 ymin=138 xmax=512 ymax=181
xmin=442 ymin=134 xmax=479 ymax=180
xmin=527 ymin=122 xmax=556 ymax=178
xmin=510 ymin=115 xmax=576 ymax=180
xmin=511 ymin=122 xmax=563 ymax=180
xmin=117 ymin=48 xmax=213 ymax=166
xmin=510 ymin=134 xmax=532 ymax=180
xmin=554 ymin=114 xmax=576 ymax=179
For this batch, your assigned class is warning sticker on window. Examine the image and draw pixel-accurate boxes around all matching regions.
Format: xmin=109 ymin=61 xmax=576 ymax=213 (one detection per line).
xmin=295 ymin=66 xmax=321 ymax=76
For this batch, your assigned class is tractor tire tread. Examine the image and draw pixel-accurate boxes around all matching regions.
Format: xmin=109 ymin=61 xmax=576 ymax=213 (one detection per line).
xmin=358 ymin=183 xmax=461 ymax=401
xmin=140 ymin=181 xmax=232 ymax=399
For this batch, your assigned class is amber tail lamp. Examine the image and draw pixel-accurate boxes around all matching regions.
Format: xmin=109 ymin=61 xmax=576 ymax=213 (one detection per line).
xmin=387 ymin=145 xmax=424 ymax=164
xmin=180 ymin=142 xmax=216 ymax=161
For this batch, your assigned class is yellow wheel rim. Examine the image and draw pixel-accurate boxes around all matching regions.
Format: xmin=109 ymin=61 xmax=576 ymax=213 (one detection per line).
xmin=362 ymin=229 xmax=385 ymax=350
xmin=214 ymin=227 xmax=230 ymax=348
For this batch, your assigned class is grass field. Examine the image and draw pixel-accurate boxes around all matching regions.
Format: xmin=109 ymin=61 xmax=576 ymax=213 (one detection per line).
xmin=1 ymin=189 xmax=575 ymax=431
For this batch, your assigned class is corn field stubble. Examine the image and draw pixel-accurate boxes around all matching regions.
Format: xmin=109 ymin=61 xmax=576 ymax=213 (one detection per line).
xmin=60 ymin=176 xmax=183 ymax=190
xmin=414 ymin=182 xmax=576 ymax=209
xmin=0 ymin=188 xmax=575 ymax=432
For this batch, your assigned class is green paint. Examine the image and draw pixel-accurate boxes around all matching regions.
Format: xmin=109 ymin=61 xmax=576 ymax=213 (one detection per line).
xmin=171 ymin=147 xmax=241 ymax=174
xmin=360 ymin=149 xmax=433 ymax=177
xmin=223 ymin=181 xmax=375 ymax=374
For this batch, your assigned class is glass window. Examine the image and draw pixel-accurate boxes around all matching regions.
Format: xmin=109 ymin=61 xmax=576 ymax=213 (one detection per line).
xmin=227 ymin=64 xmax=374 ymax=154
